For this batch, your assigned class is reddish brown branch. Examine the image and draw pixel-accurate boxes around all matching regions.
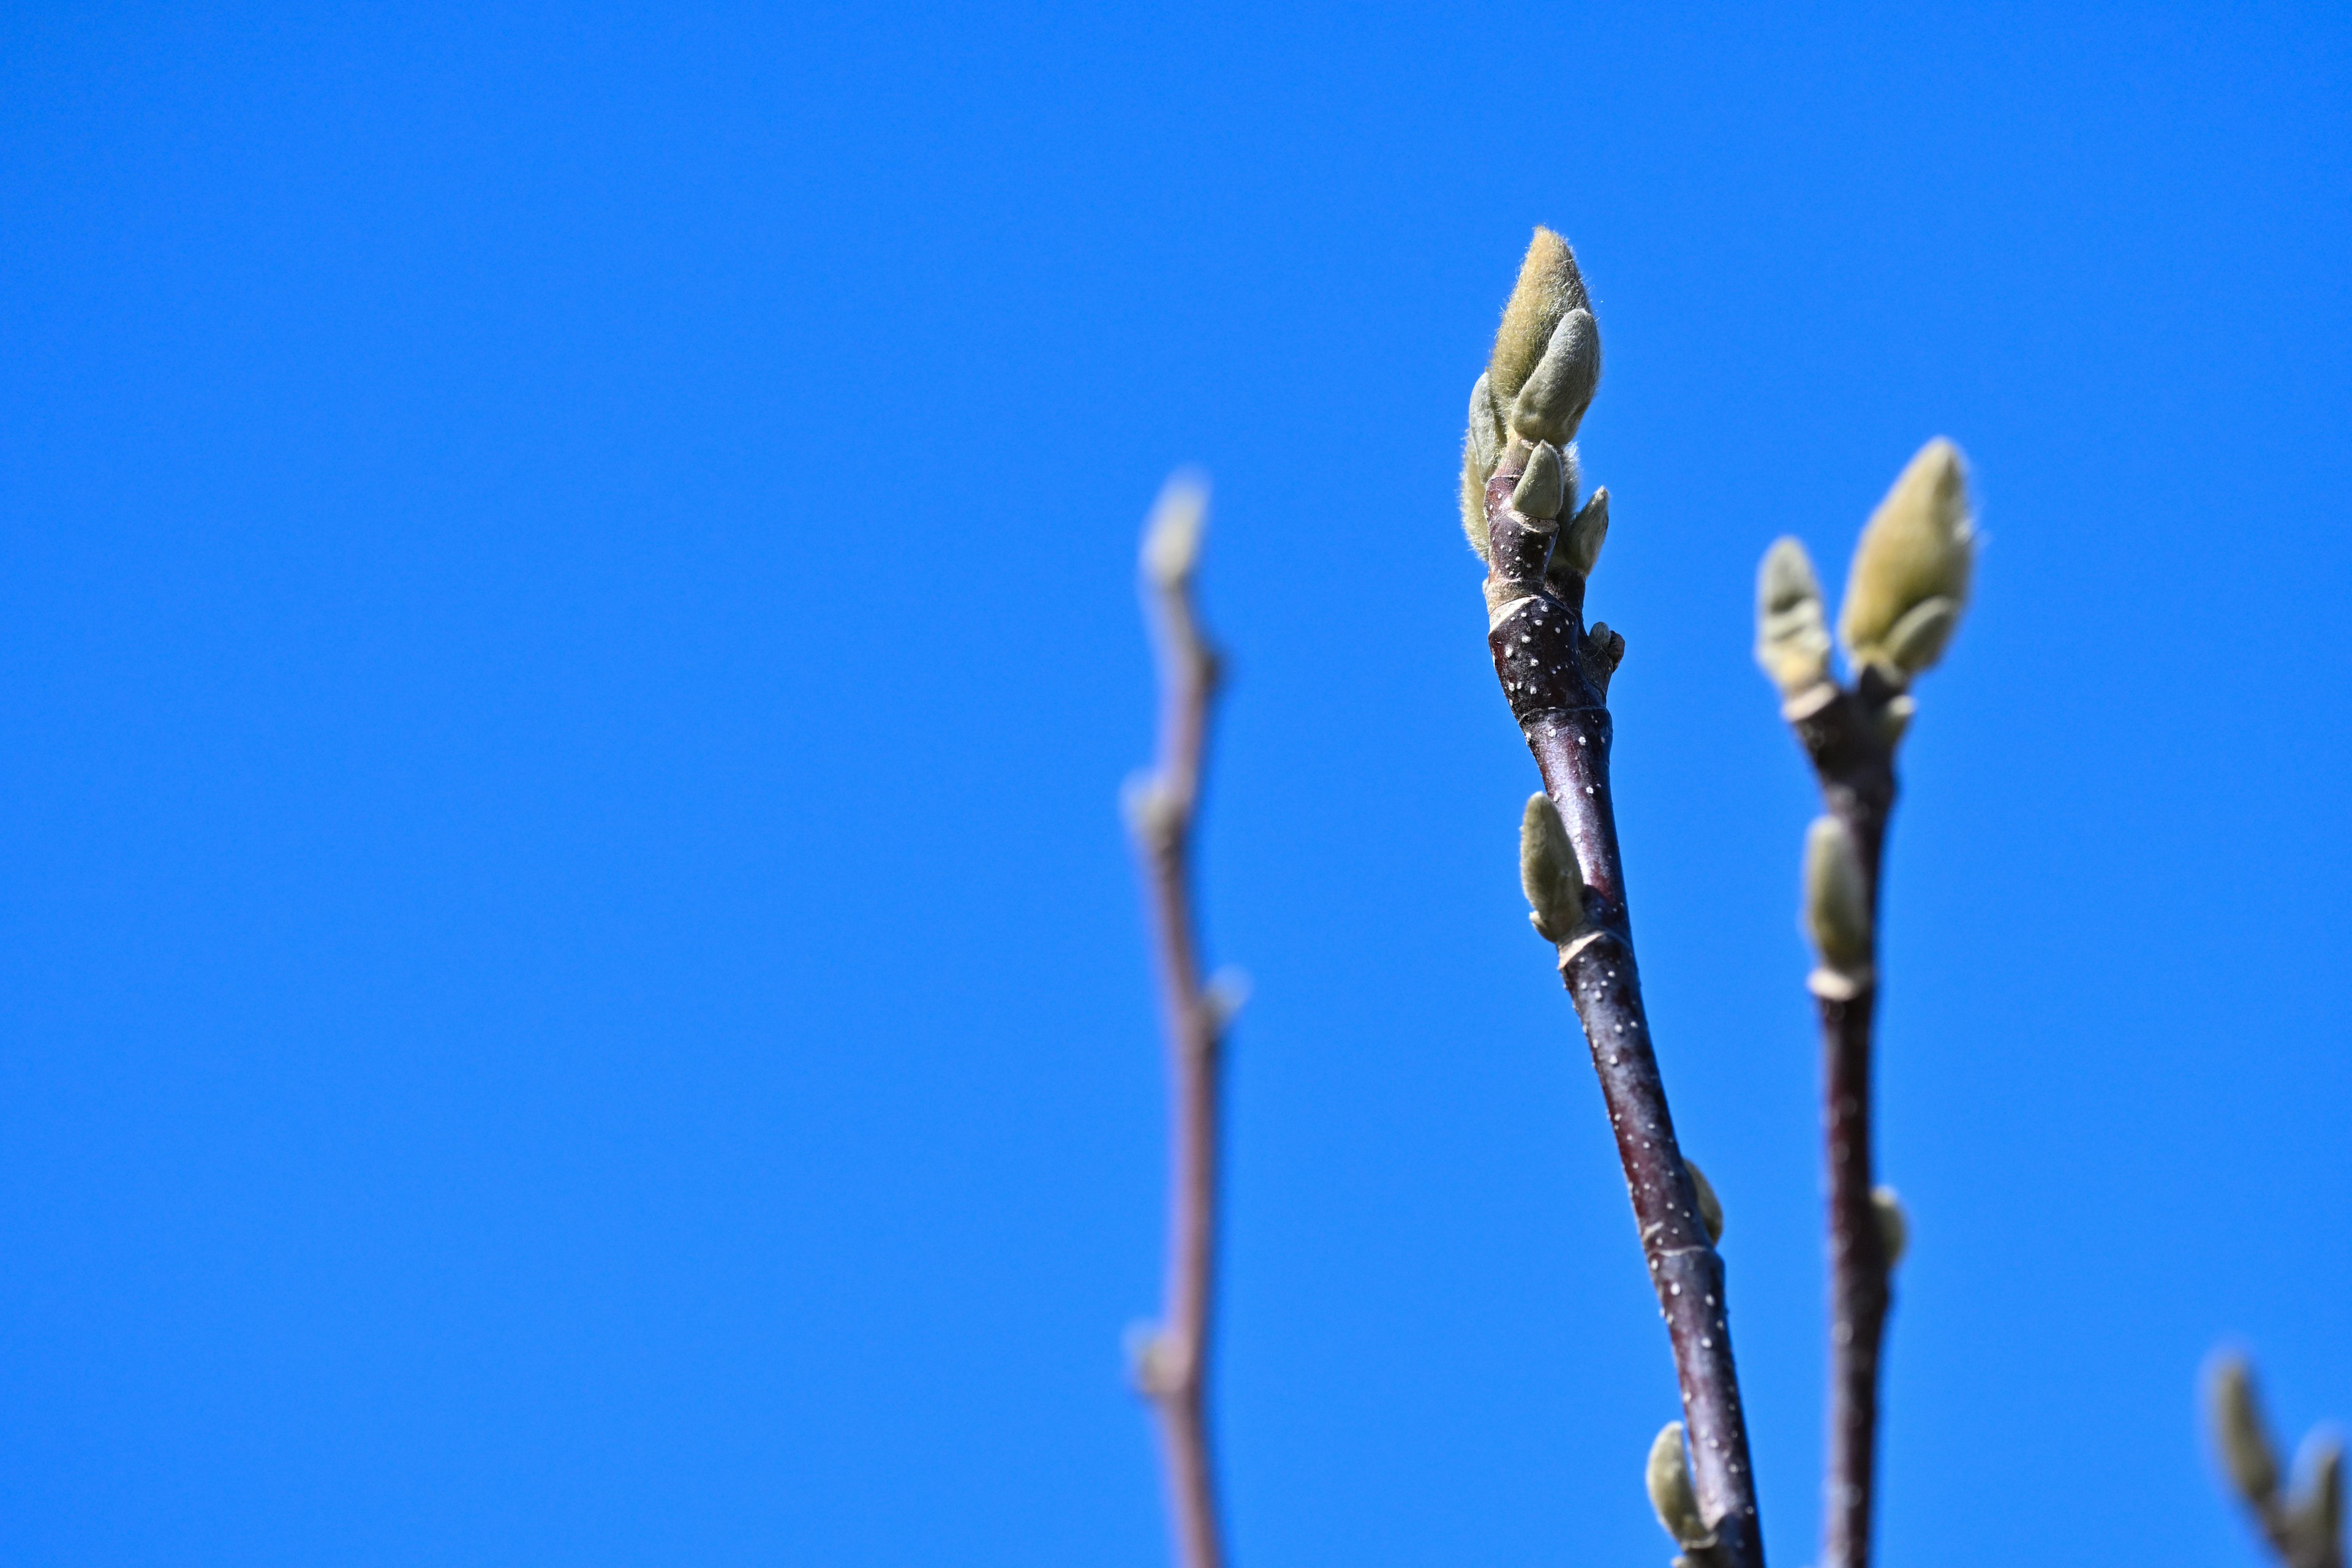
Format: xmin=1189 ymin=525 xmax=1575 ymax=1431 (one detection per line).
xmin=1125 ymin=481 xmax=1227 ymax=1568
xmin=1781 ymin=677 xmax=1899 ymax=1568
xmin=1482 ymin=450 xmax=1766 ymax=1567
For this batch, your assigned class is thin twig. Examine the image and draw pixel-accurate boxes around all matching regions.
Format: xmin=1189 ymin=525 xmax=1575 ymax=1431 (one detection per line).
xmin=1125 ymin=477 xmax=1227 ymax=1568
xmin=1482 ymin=448 xmax=1767 ymax=1568
xmin=1780 ymin=674 xmax=1901 ymax=1568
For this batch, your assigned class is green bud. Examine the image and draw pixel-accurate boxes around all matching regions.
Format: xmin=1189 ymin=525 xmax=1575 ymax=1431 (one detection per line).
xmin=1461 ymin=374 xmax=1507 ymax=560
xmin=1803 ymin=816 xmax=1873 ymax=976
xmin=1755 ymin=537 xmax=1832 ymax=698
xmin=1645 ymin=1422 xmax=1713 ymax=1549
xmin=1839 ymin=438 xmax=1975 ymax=678
xmin=1509 ymin=307 xmax=1600 ymax=446
xmin=1552 ymin=487 xmax=1610 ymax=584
xmin=1686 ymin=1159 xmax=1724 ymax=1245
xmin=1512 ymin=441 xmax=1567 ymax=521
xmin=2209 ymin=1354 xmax=2282 ymax=1504
xmin=1872 ymin=1186 xmax=1907 ymax=1266
xmin=1519 ymin=792 xmax=1584 ymax=943
xmin=1488 ymin=228 xmax=1590 ymax=407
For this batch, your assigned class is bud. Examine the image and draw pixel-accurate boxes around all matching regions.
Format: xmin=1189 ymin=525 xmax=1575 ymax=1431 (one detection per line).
xmin=1871 ymin=1186 xmax=1908 ymax=1267
xmin=1509 ymin=307 xmax=1600 ymax=446
xmin=2288 ymin=1433 xmax=2344 ymax=1560
xmin=1552 ymin=488 xmax=1610 ymax=584
xmin=1755 ymin=537 xmax=1832 ymax=698
xmin=1488 ymin=228 xmax=1591 ymax=406
xmin=1839 ymin=439 xmax=1975 ymax=679
xmin=1461 ymin=374 xmax=1507 ymax=560
xmin=1512 ymin=441 xmax=1568 ymax=521
xmin=1803 ymin=816 xmax=1873 ymax=975
xmin=1645 ymin=1422 xmax=1713 ymax=1549
xmin=1519 ymin=793 xmax=1584 ymax=943
xmin=1686 ymin=1160 xmax=1725 ymax=1245
xmin=2208 ymin=1354 xmax=2282 ymax=1504
xmin=1142 ymin=473 xmax=1210 ymax=589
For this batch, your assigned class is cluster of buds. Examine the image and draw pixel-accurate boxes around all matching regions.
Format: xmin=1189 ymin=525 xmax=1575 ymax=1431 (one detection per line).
xmin=2209 ymin=1354 xmax=2345 ymax=1568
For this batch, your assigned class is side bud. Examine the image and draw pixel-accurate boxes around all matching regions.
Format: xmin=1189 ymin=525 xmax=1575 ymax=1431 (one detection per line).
xmin=1755 ymin=537 xmax=1832 ymax=699
xmin=1461 ymin=373 xmax=1507 ymax=560
xmin=1645 ymin=1422 xmax=1714 ymax=1550
xmin=1686 ymin=1159 xmax=1725 ymax=1245
xmin=1839 ymin=438 xmax=1975 ymax=680
xmin=2208 ymin=1353 xmax=2282 ymax=1505
xmin=1509 ymin=307 xmax=1600 ymax=446
xmin=1803 ymin=815 xmax=1873 ymax=982
xmin=1512 ymin=441 xmax=1569 ymax=521
xmin=1551 ymin=487 xmax=1610 ymax=586
xmin=2288 ymin=1433 xmax=2345 ymax=1562
xmin=1871 ymin=1186 xmax=1908 ymax=1267
xmin=1519 ymin=793 xmax=1584 ymax=943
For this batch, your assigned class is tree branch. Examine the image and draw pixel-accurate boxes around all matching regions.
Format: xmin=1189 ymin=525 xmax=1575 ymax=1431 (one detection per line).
xmin=1483 ymin=447 xmax=1766 ymax=1568
xmin=1779 ymin=675 xmax=1901 ymax=1568
xmin=1125 ymin=477 xmax=1228 ymax=1568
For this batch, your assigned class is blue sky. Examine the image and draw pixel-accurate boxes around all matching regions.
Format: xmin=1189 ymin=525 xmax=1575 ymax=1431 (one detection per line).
xmin=1 ymin=3 xmax=2346 ymax=1564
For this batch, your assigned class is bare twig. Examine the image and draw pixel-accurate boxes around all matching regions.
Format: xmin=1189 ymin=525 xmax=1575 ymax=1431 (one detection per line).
xmin=1482 ymin=439 xmax=1767 ymax=1568
xmin=1124 ymin=475 xmax=1229 ymax=1568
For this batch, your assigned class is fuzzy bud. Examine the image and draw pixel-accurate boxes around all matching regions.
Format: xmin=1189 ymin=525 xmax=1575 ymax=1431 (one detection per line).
xmin=1512 ymin=441 xmax=1567 ymax=521
xmin=1755 ymin=537 xmax=1833 ymax=698
xmin=1552 ymin=488 xmax=1610 ymax=585
xmin=1803 ymin=816 xmax=1872 ymax=976
xmin=2289 ymin=1433 xmax=2345 ymax=1559
xmin=1488 ymin=228 xmax=1591 ymax=406
xmin=1872 ymin=1186 xmax=1908 ymax=1267
xmin=1509 ymin=307 xmax=1600 ymax=446
xmin=1461 ymin=374 xmax=1507 ymax=560
xmin=1645 ymin=1422 xmax=1713 ymax=1549
xmin=1840 ymin=439 xmax=1975 ymax=679
xmin=1686 ymin=1160 xmax=1725 ymax=1245
xmin=1519 ymin=793 xmax=1583 ymax=943
xmin=2209 ymin=1354 xmax=2282 ymax=1505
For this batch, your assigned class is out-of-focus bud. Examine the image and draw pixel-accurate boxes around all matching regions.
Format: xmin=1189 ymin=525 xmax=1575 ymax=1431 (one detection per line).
xmin=1645 ymin=1422 xmax=1714 ymax=1549
xmin=1839 ymin=439 xmax=1975 ymax=680
xmin=1871 ymin=1186 xmax=1908 ymax=1267
xmin=1755 ymin=537 xmax=1832 ymax=699
xmin=1142 ymin=472 xmax=1210 ymax=590
xmin=2209 ymin=1353 xmax=2283 ymax=1505
xmin=1513 ymin=441 xmax=1568 ymax=521
xmin=1803 ymin=816 xmax=1873 ymax=976
xmin=1686 ymin=1160 xmax=1725 ymax=1245
xmin=1520 ymin=793 xmax=1584 ymax=943
xmin=1552 ymin=488 xmax=1610 ymax=584
xmin=1509 ymin=307 xmax=1600 ymax=446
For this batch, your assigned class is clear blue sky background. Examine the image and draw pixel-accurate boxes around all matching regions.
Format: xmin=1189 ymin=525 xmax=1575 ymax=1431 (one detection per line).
xmin=1 ymin=4 xmax=2346 ymax=1564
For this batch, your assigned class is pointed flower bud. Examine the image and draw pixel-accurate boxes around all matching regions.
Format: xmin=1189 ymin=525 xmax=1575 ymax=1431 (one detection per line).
xmin=1872 ymin=1186 xmax=1908 ymax=1267
xmin=2208 ymin=1354 xmax=2282 ymax=1504
xmin=1551 ymin=487 xmax=1609 ymax=585
xmin=1803 ymin=815 xmax=1873 ymax=977
xmin=1488 ymin=228 xmax=1591 ymax=406
xmin=1519 ymin=793 xmax=1583 ymax=943
xmin=1512 ymin=441 xmax=1567 ymax=521
xmin=1755 ymin=537 xmax=1833 ymax=698
xmin=1839 ymin=439 xmax=1975 ymax=679
xmin=1509 ymin=307 xmax=1600 ymax=446
xmin=1645 ymin=1422 xmax=1713 ymax=1549
xmin=1686 ymin=1159 xmax=1725 ymax=1245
